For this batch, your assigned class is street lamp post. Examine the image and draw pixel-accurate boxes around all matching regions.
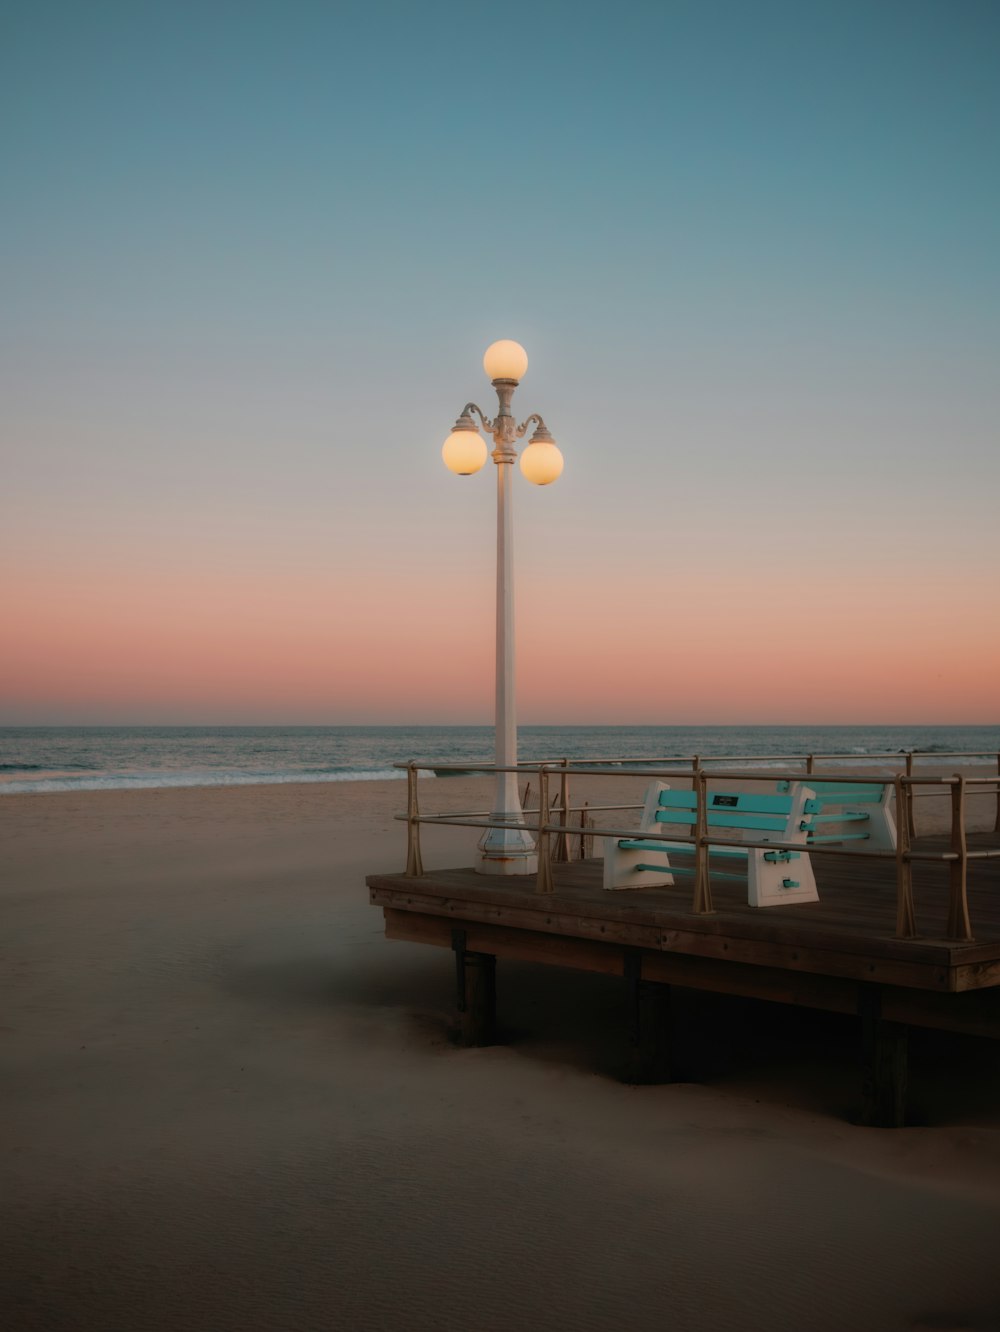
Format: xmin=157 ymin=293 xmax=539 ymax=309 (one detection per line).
xmin=442 ymin=340 xmax=563 ymax=876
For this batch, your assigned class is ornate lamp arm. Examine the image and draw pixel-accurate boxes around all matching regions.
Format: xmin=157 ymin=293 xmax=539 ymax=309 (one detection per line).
xmin=459 ymin=402 xmax=495 ymax=434
xmin=517 ymin=413 xmax=555 ymax=443
xmin=453 ymin=392 xmax=556 ymax=453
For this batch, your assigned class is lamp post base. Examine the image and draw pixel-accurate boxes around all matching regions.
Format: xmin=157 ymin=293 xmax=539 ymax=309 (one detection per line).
xmin=476 ymin=823 xmax=538 ymax=876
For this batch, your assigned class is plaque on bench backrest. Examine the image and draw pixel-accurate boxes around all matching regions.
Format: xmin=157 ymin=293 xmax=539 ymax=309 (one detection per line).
xmin=712 ymin=795 xmax=739 ymax=807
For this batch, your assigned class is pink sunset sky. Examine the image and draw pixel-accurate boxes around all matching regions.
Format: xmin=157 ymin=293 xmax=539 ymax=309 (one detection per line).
xmin=3 ymin=4 xmax=998 ymax=726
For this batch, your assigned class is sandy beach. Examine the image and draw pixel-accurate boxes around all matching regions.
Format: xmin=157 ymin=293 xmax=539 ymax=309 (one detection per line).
xmin=3 ymin=776 xmax=1000 ymax=1331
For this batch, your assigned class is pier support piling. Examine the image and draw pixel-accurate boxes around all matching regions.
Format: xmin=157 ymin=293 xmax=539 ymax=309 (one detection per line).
xmin=452 ymin=930 xmax=496 ymax=1047
xmin=624 ymin=950 xmax=671 ymax=1084
xmin=860 ymin=985 xmax=908 ymax=1127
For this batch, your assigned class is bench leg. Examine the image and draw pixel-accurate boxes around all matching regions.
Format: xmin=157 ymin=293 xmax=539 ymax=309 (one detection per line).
xmin=859 ymin=985 xmax=908 ymax=1127
xmin=453 ymin=930 xmax=496 ymax=1048
xmin=624 ymin=950 xmax=671 ymax=1084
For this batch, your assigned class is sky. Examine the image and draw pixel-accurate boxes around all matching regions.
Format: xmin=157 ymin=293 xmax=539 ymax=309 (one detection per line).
xmin=2 ymin=0 xmax=998 ymax=726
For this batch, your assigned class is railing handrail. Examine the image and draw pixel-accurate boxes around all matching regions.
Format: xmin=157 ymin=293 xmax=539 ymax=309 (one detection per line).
xmin=397 ymin=748 xmax=999 ymax=772
xmin=398 ymin=759 xmax=998 ymax=785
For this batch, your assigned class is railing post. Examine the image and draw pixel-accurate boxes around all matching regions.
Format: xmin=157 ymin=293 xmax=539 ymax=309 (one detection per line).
xmin=691 ymin=767 xmax=713 ymax=914
xmin=946 ymin=775 xmax=972 ymax=941
xmin=894 ymin=776 xmax=915 ymax=939
xmin=806 ymin=753 xmax=815 ymax=775
xmin=405 ymin=762 xmax=424 ymax=877
xmin=995 ymin=753 xmax=1000 ymax=834
xmin=535 ymin=765 xmax=554 ymax=894
xmin=579 ymin=801 xmax=589 ymax=861
xmin=553 ymin=758 xmax=571 ymax=863
xmin=905 ymin=753 xmax=916 ymax=839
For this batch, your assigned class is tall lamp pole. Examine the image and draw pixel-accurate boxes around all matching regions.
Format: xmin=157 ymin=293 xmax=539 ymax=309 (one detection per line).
xmin=442 ymin=340 xmax=564 ymax=876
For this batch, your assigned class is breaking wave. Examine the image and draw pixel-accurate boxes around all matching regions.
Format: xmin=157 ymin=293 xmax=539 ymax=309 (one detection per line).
xmin=0 ymin=768 xmax=423 ymax=795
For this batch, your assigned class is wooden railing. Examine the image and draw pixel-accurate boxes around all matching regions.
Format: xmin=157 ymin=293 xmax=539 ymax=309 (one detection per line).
xmin=397 ymin=753 xmax=1000 ymax=943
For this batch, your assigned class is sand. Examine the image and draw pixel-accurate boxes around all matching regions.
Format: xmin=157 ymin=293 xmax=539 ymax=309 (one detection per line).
xmin=3 ymin=776 xmax=1000 ymax=1332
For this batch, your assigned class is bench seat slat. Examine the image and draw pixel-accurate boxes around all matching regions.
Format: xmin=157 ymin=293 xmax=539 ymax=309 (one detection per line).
xmin=634 ymin=865 xmax=800 ymax=889
xmin=617 ymin=839 xmax=747 ymax=857
xmin=622 ymin=842 xmax=799 ymax=865
xmin=806 ymin=833 xmax=870 ymax=843
xmin=633 ymin=863 xmax=748 ymax=882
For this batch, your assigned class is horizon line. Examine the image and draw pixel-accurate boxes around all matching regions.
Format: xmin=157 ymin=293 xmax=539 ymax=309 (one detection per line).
xmin=2 ymin=721 xmax=997 ymax=730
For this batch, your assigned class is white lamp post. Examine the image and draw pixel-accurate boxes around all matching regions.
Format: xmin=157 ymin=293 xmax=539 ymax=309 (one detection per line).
xmin=442 ymin=340 xmax=564 ymax=875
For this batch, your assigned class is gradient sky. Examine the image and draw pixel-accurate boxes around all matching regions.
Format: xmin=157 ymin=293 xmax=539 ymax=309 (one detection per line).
xmin=2 ymin=0 xmax=998 ymax=725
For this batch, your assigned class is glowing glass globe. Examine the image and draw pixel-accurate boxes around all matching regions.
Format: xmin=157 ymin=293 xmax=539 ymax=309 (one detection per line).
xmin=483 ymin=339 xmax=528 ymax=382
xmin=442 ymin=429 xmax=488 ymax=475
xmin=519 ymin=440 xmax=563 ymax=485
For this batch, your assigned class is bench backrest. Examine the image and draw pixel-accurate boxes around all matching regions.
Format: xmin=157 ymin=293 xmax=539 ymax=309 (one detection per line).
xmin=654 ymin=789 xmax=797 ymax=834
xmin=777 ymin=779 xmax=886 ymax=810
xmin=775 ymin=778 xmax=895 ymax=852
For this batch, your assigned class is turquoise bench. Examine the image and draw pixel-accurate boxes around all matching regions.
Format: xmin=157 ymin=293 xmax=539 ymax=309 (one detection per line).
xmin=603 ymin=781 xmax=819 ymax=906
xmin=776 ymin=780 xmax=896 ymax=854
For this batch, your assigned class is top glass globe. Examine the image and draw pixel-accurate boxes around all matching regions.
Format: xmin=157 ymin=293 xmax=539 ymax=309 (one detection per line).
xmin=483 ymin=340 xmax=528 ymax=382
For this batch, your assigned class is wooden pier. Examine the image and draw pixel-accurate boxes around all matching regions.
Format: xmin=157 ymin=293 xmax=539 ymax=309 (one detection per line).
xmin=368 ymin=836 xmax=1000 ymax=1127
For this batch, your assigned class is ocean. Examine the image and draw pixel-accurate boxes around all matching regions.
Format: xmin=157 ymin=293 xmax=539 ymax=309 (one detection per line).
xmin=1 ymin=724 xmax=997 ymax=795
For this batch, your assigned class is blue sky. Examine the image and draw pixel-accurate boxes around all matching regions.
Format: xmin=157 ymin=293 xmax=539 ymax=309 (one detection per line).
xmin=2 ymin=0 xmax=998 ymax=723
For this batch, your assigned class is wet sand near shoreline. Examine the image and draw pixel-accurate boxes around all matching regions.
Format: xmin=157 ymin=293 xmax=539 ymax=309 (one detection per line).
xmin=3 ymin=779 xmax=1000 ymax=1331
